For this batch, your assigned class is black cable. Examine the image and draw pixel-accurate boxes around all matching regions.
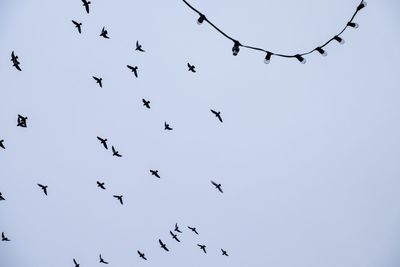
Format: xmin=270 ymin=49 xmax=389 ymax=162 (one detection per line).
xmin=181 ymin=0 xmax=367 ymax=63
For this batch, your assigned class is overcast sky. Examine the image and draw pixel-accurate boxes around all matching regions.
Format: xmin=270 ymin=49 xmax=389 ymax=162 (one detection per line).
xmin=1 ymin=0 xmax=400 ymax=266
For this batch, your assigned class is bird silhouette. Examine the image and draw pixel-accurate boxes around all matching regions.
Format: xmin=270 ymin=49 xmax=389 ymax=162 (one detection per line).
xmin=198 ymin=244 xmax=207 ymax=254
xmin=97 ymin=181 xmax=106 ymax=190
xmin=150 ymin=170 xmax=160 ymax=178
xmin=100 ymin=27 xmax=110 ymax=39
xmin=159 ymin=239 xmax=169 ymax=252
xmin=0 ymin=139 xmax=5 ymax=149
xmin=72 ymin=20 xmax=82 ymax=33
xmin=169 ymin=231 xmax=180 ymax=242
xmin=142 ymin=99 xmax=150 ymax=109
xmin=93 ymin=76 xmax=103 ymax=88
xmin=97 ymin=136 xmax=108 ymax=149
xmin=73 ymin=258 xmax=80 ymax=267
xmin=112 ymin=146 xmax=122 ymax=157
xmin=164 ymin=122 xmax=173 ymax=131
xmin=174 ymin=223 xmax=182 ymax=233
xmin=135 ymin=40 xmax=145 ymax=52
xmin=0 ymin=192 xmax=5 ymax=201
xmin=187 ymin=63 xmax=196 ymax=73
xmin=113 ymin=195 xmax=123 ymax=205
xmin=11 ymin=51 xmax=21 ymax=71
xmin=37 ymin=184 xmax=48 ymax=195
xmin=221 ymin=248 xmax=229 ymax=256
xmin=187 ymin=226 xmax=199 ymax=235
xmin=17 ymin=114 xmax=27 ymax=127
xmin=99 ymin=254 xmax=109 ymax=264
xmin=81 ymin=0 xmax=90 ymax=13
xmin=210 ymin=109 xmax=223 ymax=123
xmin=127 ymin=65 xmax=138 ymax=78
xmin=1 ymin=232 xmax=10 ymax=241
xmin=137 ymin=250 xmax=147 ymax=260
xmin=211 ymin=180 xmax=223 ymax=193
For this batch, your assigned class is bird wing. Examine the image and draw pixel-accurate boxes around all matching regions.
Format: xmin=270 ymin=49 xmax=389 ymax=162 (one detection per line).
xmin=43 ymin=188 xmax=48 ymax=195
xmin=217 ymin=114 xmax=223 ymax=122
xmin=159 ymin=239 xmax=163 ymax=246
xmin=103 ymin=142 xmax=108 ymax=149
xmin=133 ymin=68 xmax=138 ymax=78
xmin=14 ymin=64 xmax=22 ymax=71
xmin=218 ymin=187 xmax=224 ymax=193
xmin=211 ymin=180 xmax=218 ymax=186
xmin=210 ymin=109 xmax=217 ymax=115
xmin=127 ymin=65 xmax=133 ymax=71
xmin=97 ymin=136 xmax=103 ymax=141
xmin=187 ymin=63 xmax=192 ymax=68
xmin=73 ymin=258 xmax=77 ymax=265
xmin=136 ymin=40 xmax=139 ymax=48
xmin=72 ymin=20 xmax=78 ymax=26
xmin=1 ymin=232 xmax=4 ymax=238
xmin=78 ymin=25 xmax=81 ymax=34
xmin=112 ymin=146 xmax=116 ymax=153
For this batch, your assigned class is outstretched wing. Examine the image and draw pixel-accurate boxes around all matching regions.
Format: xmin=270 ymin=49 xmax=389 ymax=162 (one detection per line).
xmin=211 ymin=180 xmax=218 ymax=187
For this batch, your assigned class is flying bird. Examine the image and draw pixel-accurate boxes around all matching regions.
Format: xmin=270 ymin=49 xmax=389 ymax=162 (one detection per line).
xmin=127 ymin=65 xmax=138 ymax=78
xmin=99 ymin=254 xmax=109 ymax=264
xmin=73 ymin=258 xmax=80 ymax=267
xmin=137 ymin=250 xmax=147 ymax=260
xmin=37 ymin=184 xmax=48 ymax=195
xmin=17 ymin=114 xmax=27 ymax=127
xmin=174 ymin=223 xmax=182 ymax=233
xmin=100 ymin=27 xmax=110 ymax=39
xmin=0 ymin=192 xmax=5 ymax=201
xmin=187 ymin=226 xmax=199 ymax=235
xmin=164 ymin=122 xmax=172 ymax=131
xmin=0 ymin=139 xmax=5 ymax=149
xmin=11 ymin=51 xmax=21 ymax=71
xmin=72 ymin=20 xmax=82 ymax=33
xmin=1 ymin=232 xmax=10 ymax=241
xmin=142 ymin=99 xmax=150 ymax=109
xmin=150 ymin=170 xmax=160 ymax=178
xmin=113 ymin=195 xmax=123 ymax=205
xmin=135 ymin=40 xmax=145 ymax=52
xmin=169 ymin=231 xmax=180 ymax=242
xmin=159 ymin=239 xmax=169 ymax=252
xmin=93 ymin=76 xmax=103 ymax=88
xmin=211 ymin=180 xmax=223 ymax=193
xmin=187 ymin=63 xmax=196 ymax=73
xmin=221 ymin=248 xmax=229 ymax=256
xmin=210 ymin=109 xmax=223 ymax=123
xmin=112 ymin=146 xmax=122 ymax=157
xmin=82 ymin=0 xmax=91 ymax=14
xmin=97 ymin=136 xmax=108 ymax=149
xmin=197 ymin=244 xmax=207 ymax=254
xmin=97 ymin=181 xmax=106 ymax=190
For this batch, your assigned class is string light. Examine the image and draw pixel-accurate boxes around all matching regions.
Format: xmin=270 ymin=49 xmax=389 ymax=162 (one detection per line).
xmin=181 ymin=0 xmax=366 ymax=64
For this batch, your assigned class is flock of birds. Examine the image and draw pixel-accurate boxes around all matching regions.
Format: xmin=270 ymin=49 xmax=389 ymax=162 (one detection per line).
xmin=1 ymin=0 xmax=229 ymax=265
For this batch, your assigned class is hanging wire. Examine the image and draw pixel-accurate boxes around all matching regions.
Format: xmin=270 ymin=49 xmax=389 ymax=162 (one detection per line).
xmin=181 ymin=0 xmax=367 ymax=64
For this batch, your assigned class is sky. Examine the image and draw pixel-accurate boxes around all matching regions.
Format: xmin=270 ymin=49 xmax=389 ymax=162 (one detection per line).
xmin=1 ymin=0 xmax=400 ymax=266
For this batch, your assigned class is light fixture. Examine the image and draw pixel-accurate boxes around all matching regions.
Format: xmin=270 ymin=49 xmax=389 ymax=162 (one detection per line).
xmin=197 ymin=14 xmax=206 ymax=25
xmin=232 ymin=41 xmax=240 ymax=56
xmin=333 ymin=35 xmax=345 ymax=44
xmin=315 ymin=47 xmax=327 ymax=56
xmin=347 ymin=21 xmax=359 ymax=28
xmin=295 ymin=54 xmax=306 ymax=64
xmin=357 ymin=1 xmax=367 ymax=11
xmin=264 ymin=52 xmax=272 ymax=64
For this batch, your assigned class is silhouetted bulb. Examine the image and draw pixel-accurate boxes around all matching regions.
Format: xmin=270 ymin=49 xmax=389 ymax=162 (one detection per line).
xmin=347 ymin=22 xmax=359 ymax=28
xmin=333 ymin=35 xmax=345 ymax=44
xmin=357 ymin=1 xmax=367 ymax=11
xmin=232 ymin=41 xmax=240 ymax=56
xmin=197 ymin=14 xmax=206 ymax=25
xmin=295 ymin=54 xmax=306 ymax=64
xmin=316 ymin=47 xmax=327 ymax=56
xmin=264 ymin=52 xmax=272 ymax=64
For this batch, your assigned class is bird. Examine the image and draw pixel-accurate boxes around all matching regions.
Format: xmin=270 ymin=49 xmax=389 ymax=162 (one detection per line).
xmin=0 ymin=192 xmax=5 ymax=201
xmin=113 ymin=195 xmax=123 ymax=205
xmin=112 ymin=146 xmax=122 ymax=157
xmin=187 ymin=226 xmax=199 ymax=235
xmin=210 ymin=109 xmax=223 ymax=123
xmin=169 ymin=231 xmax=180 ymax=242
xmin=221 ymin=248 xmax=229 ymax=256
xmin=187 ymin=63 xmax=196 ymax=73
xmin=211 ymin=180 xmax=223 ymax=193
xmin=0 ymin=139 xmax=5 ymax=149
xmin=73 ymin=258 xmax=80 ymax=267
xmin=82 ymin=0 xmax=91 ymax=14
xmin=174 ymin=223 xmax=182 ymax=233
xmin=137 ymin=250 xmax=147 ymax=260
xmin=100 ymin=27 xmax=110 ymax=39
xmin=93 ymin=76 xmax=103 ymax=88
xmin=159 ymin=239 xmax=169 ymax=252
xmin=127 ymin=65 xmax=138 ymax=78
xmin=99 ymin=254 xmax=109 ymax=264
xmin=1 ymin=232 xmax=10 ymax=241
xmin=17 ymin=114 xmax=27 ymax=127
xmin=142 ymin=99 xmax=150 ymax=109
xmin=11 ymin=51 xmax=21 ymax=71
xmin=164 ymin=122 xmax=173 ymax=131
xmin=96 ymin=181 xmax=106 ymax=190
xmin=197 ymin=244 xmax=207 ymax=254
xmin=37 ymin=184 xmax=48 ymax=195
xmin=72 ymin=20 xmax=82 ymax=33
xmin=97 ymin=136 xmax=108 ymax=149
xmin=150 ymin=170 xmax=160 ymax=178
xmin=135 ymin=40 xmax=145 ymax=52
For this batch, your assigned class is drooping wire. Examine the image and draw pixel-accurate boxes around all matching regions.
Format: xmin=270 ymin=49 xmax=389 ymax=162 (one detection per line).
xmin=181 ymin=0 xmax=367 ymax=64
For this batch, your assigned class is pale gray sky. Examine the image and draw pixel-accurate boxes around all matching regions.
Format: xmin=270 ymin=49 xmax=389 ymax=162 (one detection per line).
xmin=1 ymin=0 xmax=400 ymax=266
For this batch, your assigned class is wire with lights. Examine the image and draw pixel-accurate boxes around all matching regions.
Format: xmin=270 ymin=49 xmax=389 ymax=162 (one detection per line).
xmin=181 ymin=0 xmax=367 ymax=64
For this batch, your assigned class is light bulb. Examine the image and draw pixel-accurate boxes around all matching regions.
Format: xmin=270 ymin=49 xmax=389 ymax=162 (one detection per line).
xmin=316 ymin=47 xmax=327 ymax=56
xmin=347 ymin=22 xmax=359 ymax=28
xmin=232 ymin=41 xmax=240 ymax=56
xmin=333 ymin=35 xmax=345 ymax=44
xmin=197 ymin=14 xmax=206 ymax=25
xmin=264 ymin=52 xmax=272 ymax=64
xmin=357 ymin=1 xmax=367 ymax=11
xmin=295 ymin=54 xmax=306 ymax=64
